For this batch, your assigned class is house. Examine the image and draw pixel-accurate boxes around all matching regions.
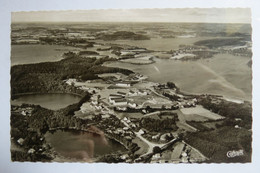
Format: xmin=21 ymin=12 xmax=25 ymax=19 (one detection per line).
xmin=116 ymin=106 xmax=127 ymax=111
xmin=115 ymin=82 xmax=131 ymax=87
xmin=113 ymin=98 xmax=128 ymax=106
xmin=152 ymin=134 xmax=160 ymax=140
xmin=28 ymin=148 xmax=36 ymax=154
xmin=108 ymin=94 xmax=124 ymax=103
xmin=128 ymin=90 xmax=138 ymax=96
xmin=128 ymin=102 xmax=137 ymax=108
xmin=17 ymin=138 xmax=24 ymax=145
xmin=139 ymin=129 xmax=145 ymax=135
xmin=116 ymin=128 xmax=124 ymax=134
xmin=117 ymin=91 xmax=127 ymax=97
xmin=120 ymin=154 xmax=129 ymax=160
xmin=101 ymin=114 xmax=110 ymax=119
xmin=130 ymin=123 xmax=136 ymax=128
xmin=160 ymin=133 xmax=168 ymax=142
xmin=21 ymin=110 xmax=27 ymax=116
xmin=138 ymin=89 xmax=148 ymax=96
xmin=152 ymin=153 xmax=161 ymax=159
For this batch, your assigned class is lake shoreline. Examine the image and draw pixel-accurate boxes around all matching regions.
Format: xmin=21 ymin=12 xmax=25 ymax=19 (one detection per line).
xmin=44 ymin=128 xmax=129 ymax=162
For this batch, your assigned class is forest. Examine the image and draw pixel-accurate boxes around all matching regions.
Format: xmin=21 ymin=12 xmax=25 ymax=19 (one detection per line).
xmin=198 ymin=96 xmax=252 ymax=129
xmin=184 ymin=126 xmax=252 ymax=163
xmin=11 ymin=54 xmax=133 ymax=96
xmin=140 ymin=117 xmax=178 ymax=133
xmin=194 ymin=38 xmax=246 ymax=48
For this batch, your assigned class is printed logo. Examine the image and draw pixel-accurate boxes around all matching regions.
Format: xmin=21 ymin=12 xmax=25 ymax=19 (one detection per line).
xmin=227 ymin=150 xmax=244 ymax=158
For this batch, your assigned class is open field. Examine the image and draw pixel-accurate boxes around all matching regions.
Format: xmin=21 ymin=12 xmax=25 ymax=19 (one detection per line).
xmin=120 ymin=55 xmax=154 ymax=64
xmin=132 ymin=137 xmax=149 ymax=156
xmin=162 ymin=142 xmax=184 ymax=161
xmin=181 ymin=105 xmax=224 ymax=120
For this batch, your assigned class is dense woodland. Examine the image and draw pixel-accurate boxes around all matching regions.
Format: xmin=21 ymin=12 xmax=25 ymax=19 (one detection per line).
xmin=140 ymin=117 xmax=178 ymax=133
xmin=183 ymin=96 xmax=252 ymax=162
xmin=194 ymin=38 xmax=246 ymax=48
xmin=11 ymin=54 xmax=133 ymax=96
xmin=198 ymin=96 xmax=252 ymax=129
xmin=98 ymin=31 xmax=150 ymax=41
xmin=184 ymin=126 xmax=252 ymax=163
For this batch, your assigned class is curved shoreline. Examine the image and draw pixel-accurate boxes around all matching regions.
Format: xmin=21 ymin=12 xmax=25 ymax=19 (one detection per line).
xmin=11 ymin=91 xmax=84 ymax=99
xmin=48 ymin=127 xmax=130 ymax=151
xmin=45 ymin=127 xmax=130 ymax=162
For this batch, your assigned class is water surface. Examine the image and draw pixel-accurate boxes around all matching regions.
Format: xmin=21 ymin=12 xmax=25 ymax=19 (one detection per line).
xmin=105 ymin=54 xmax=252 ymax=101
xmin=11 ymin=93 xmax=81 ymax=110
xmin=11 ymin=44 xmax=82 ymax=66
xmin=45 ymin=130 xmax=127 ymax=161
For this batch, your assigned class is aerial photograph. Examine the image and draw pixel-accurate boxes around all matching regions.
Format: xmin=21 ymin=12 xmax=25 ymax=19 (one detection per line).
xmin=10 ymin=8 xmax=252 ymax=163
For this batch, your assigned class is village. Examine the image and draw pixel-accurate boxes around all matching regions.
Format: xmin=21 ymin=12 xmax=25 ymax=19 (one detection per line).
xmin=10 ymin=22 xmax=252 ymax=163
xmin=61 ymin=62 xmax=228 ymax=163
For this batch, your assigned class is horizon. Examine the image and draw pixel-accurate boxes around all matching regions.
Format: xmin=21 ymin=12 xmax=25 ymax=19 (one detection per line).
xmin=11 ymin=21 xmax=251 ymax=25
xmin=11 ymin=8 xmax=251 ymax=24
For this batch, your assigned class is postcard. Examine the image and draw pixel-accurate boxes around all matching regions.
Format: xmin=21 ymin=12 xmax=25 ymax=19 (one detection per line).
xmin=10 ymin=8 xmax=252 ymax=163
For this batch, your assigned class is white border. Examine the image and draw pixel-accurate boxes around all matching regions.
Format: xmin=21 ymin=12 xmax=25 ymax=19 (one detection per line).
xmin=1 ymin=0 xmax=260 ymax=173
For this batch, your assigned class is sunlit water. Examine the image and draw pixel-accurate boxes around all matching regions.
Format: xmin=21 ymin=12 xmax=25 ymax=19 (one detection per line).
xmin=105 ymin=54 xmax=252 ymax=101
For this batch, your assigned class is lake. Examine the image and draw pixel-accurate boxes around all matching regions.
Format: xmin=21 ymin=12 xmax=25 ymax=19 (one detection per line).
xmin=11 ymin=93 xmax=81 ymax=110
xmin=45 ymin=129 xmax=127 ymax=162
xmin=97 ymin=37 xmax=215 ymax=51
xmin=105 ymin=54 xmax=252 ymax=101
xmin=11 ymin=44 xmax=83 ymax=66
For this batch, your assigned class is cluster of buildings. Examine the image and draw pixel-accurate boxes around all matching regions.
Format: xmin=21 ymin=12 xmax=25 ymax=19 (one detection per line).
xmin=104 ymin=117 xmax=136 ymax=141
xmin=108 ymin=89 xmax=149 ymax=108
xmin=150 ymin=143 xmax=196 ymax=163
xmin=218 ymin=43 xmax=252 ymax=57
xmin=11 ymin=106 xmax=33 ymax=116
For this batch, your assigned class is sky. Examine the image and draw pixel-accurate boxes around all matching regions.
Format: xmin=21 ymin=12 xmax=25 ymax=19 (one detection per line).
xmin=11 ymin=8 xmax=251 ymax=23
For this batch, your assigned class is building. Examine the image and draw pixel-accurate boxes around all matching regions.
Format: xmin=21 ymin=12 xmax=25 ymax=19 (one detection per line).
xmin=128 ymin=90 xmax=138 ymax=96
xmin=101 ymin=114 xmax=110 ymax=119
xmin=115 ymin=82 xmax=131 ymax=87
xmin=113 ymin=98 xmax=128 ymax=106
xmin=138 ymin=89 xmax=148 ymax=96
xmin=139 ymin=129 xmax=145 ymax=135
xmin=128 ymin=102 xmax=137 ymax=108
xmin=17 ymin=138 xmax=24 ymax=145
xmin=108 ymin=94 xmax=124 ymax=103
xmin=117 ymin=91 xmax=127 ymax=97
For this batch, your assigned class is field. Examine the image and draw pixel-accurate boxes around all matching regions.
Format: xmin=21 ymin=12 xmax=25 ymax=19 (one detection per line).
xmin=120 ymin=55 xmax=154 ymax=64
xmin=161 ymin=142 xmax=184 ymax=161
xmin=132 ymin=137 xmax=149 ymax=156
xmin=181 ymin=105 xmax=224 ymax=120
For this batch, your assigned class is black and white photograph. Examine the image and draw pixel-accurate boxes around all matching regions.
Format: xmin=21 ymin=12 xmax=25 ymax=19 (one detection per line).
xmin=9 ymin=8 xmax=254 ymax=164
